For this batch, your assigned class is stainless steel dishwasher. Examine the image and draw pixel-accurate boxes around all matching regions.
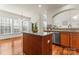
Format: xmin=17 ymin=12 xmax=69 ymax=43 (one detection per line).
xmin=52 ymin=32 xmax=60 ymax=44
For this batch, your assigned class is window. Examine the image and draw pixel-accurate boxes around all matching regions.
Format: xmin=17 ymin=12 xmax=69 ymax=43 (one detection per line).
xmin=13 ymin=18 xmax=22 ymax=33
xmin=0 ymin=16 xmax=30 ymax=35
xmin=22 ymin=20 xmax=30 ymax=32
xmin=0 ymin=17 xmax=2 ymax=34
xmin=0 ymin=17 xmax=12 ymax=35
xmin=4 ymin=17 xmax=12 ymax=34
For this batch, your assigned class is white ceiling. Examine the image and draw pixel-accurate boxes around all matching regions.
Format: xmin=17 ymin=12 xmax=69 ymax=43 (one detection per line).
xmin=0 ymin=4 xmax=66 ymax=18
xmin=5 ymin=4 xmax=65 ymax=11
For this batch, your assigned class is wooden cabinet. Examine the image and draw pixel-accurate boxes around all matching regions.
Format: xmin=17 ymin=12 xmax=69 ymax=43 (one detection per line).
xmin=60 ymin=32 xmax=79 ymax=49
xmin=42 ymin=34 xmax=52 ymax=55
xmin=23 ymin=33 xmax=52 ymax=55
xmin=60 ymin=32 xmax=70 ymax=47
xmin=23 ymin=34 xmax=33 ymax=54
xmin=23 ymin=33 xmax=42 ymax=55
xmin=70 ymin=32 xmax=79 ymax=49
xmin=0 ymin=36 xmax=23 ymax=55
xmin=31 ymin=35 xmax=42 ymax=55
xmin=0 ymin=39 xmax=12 ymax=55
xmin=12 ymin=36 xmax=23 ymax=55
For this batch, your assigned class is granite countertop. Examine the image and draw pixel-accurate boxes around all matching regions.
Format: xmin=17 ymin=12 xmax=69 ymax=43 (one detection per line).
xmin=0 ymin=33 xmax=23 ymax=39
xmin=0 ymin=31 xmax=52 ymax=39
xmin=23 ymin=31 xmax=53 ymax=36
xmin=44 ymin=28 xmax=79 ymax=32
xmin=1 ymin=28 xmax=79 ymax=39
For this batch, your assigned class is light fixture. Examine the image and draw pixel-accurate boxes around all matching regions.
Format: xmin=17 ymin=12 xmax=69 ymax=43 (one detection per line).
xmin=38 ymin=5 xmax=42 ymax=8
xmin=72 ymin=15 xmax=78 ymax=20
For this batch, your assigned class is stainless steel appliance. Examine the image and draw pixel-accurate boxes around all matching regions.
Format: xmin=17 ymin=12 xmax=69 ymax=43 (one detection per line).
xmin=52 ymin=32 xmax=60 ymax=44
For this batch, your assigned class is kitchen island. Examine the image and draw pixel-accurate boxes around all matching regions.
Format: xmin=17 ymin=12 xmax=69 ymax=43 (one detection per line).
xmin=23 ymin=32 xmax=52 ymax=55
xmin=0 ymin=32 xmax=53 ymax=55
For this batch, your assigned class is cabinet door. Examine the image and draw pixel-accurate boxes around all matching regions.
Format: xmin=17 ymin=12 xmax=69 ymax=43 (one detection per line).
xmin=48 ymin=34 xmax=52 ymax=55
xmin=70 ymin=32 xmax=79 ymax=49
xmin=31 ymin=35 xmax=42 ymax=55
xmin=13 ymin=36 xmax=23 ymax=55
xmin=60 ymin=32 xmax=70 ymax=47
xmin=23 ymin=34 xmax=32 ymax=54
xmin=0 ymin=39 xmax=12 ymax=55
xmin=42 ymin=34 xmax=52 ymax=55
xmin=23 ymin=34 xmax=42 ymax=55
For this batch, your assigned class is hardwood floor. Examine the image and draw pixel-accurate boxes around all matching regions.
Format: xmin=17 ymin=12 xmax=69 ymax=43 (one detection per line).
xmin=52 ymin=44 xmax=79 ymax=55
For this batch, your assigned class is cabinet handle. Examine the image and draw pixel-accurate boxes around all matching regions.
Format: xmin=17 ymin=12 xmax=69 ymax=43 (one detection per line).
xmin=47 ymin=40 xmax=50 ymax=44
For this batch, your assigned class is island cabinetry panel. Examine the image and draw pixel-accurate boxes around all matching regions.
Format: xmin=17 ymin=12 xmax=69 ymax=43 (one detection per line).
xmin=23 ymin=33 xmax=42 ymax=55
xmin=0 ymin=39 xmax=12 ymax=55
xmin=42 ymin=34 xmax=52 ymax=55
xmin=23 ymin=34 xmax=33 ymax=54
xmin=31 ymin=35 xmax=42 ymax=55
xmin=60 ymin=32 xmax=70 ymax=47
xmin=23 ymin=33 xmax=52 ymax=55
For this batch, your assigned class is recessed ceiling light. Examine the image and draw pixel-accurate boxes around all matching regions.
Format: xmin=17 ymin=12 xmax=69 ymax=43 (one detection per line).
xmin=72 ymin=15 xmax=78 ymax=20
xmin=38 ymin=5 xmax=42 ymax=8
